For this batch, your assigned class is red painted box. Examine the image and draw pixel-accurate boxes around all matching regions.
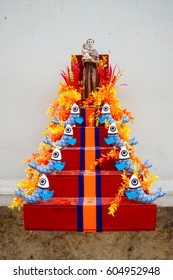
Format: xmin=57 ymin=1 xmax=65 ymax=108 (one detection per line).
xmin=73 ymin=127 xmax=108 ymax=148
xmin=24 ymin=198 xmax=78 ymax=231
xmin=47 ymin=170 xmax=126 ymax=198
xmin=61 ymin=147 xmax=116 ymax=171
xmin=24 ymin=197 xmax=156 ymax=231
xmin=102 ymin=198 xmax=157 ymax=231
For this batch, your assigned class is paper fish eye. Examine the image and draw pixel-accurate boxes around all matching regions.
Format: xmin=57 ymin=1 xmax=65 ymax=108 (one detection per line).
xmin=51 ymin=147 xmax=62 ymax=161
xmin=73 ymin=106 xmax=78 ymax=112
xmin=38 ymin=174 xmax=49 ymax=189
xmin=66 ymin=127 xmax=72 ymax=133
xmin=104 ymin=106 xmax=109 ymax=111
xmin=102 ymin=103 xmax=110 ymax=114
xmin=108 ymin=123 xmax=118 ymax=134
xmin=53 ymin=151 xmax=59 ymax=158
xmin=129 ymin=174 xmax=141 ymax=189
xmin=64 ymin=124 xmax=73 ymax=135
xmin=110 ymin=125 xmax=116 ymax=132
xmin=121 ymin=150 xmax=128 ymax=157
xmin=119 ymin=147 xmax=129 ymax=159
xmin=131 ymin=178 xmax=139 ymax=186
xmin=40 ymin=178 xmax=46 ymax=186
xmin=71 ymin=104 xmax=79 ymax=114
xmin=103 ymin=105 xmax=109 ymax=112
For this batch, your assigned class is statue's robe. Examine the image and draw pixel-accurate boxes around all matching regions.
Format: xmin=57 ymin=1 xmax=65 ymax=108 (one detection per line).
xmin=83 ymin=49 xmax=99 ymax=100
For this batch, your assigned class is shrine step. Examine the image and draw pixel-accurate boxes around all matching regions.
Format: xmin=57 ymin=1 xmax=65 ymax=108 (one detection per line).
xmin=73 ymin=126 xmax=108 ymax=148
xmin=24 ymin=197 xmax=156 ymax=231
xmin=61 ymin=147 xmax=115 ymax=170
xmin=47 ymin=170 xmax=129 ymax=198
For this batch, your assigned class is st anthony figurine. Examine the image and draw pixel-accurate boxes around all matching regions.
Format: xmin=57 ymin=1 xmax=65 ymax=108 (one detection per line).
xmin=82 ymin=39 xmax=99 ymax=99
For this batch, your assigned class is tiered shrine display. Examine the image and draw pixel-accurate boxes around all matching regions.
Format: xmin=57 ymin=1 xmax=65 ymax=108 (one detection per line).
xmin=10 ymin=39 xmax=165 ymax=231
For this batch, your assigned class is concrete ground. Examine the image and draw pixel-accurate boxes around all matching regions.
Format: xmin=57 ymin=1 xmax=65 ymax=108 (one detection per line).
xmin=0 ymin=206 xmax=173 ymax=260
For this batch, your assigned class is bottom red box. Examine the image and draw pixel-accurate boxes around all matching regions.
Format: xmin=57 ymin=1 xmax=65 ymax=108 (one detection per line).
xmin=24 ymin=197 xmax=156 ymax=232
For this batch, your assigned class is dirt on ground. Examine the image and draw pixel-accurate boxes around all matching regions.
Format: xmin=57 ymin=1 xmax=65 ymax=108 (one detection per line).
xmin=0 ymin=206 xmax=173 ymax=260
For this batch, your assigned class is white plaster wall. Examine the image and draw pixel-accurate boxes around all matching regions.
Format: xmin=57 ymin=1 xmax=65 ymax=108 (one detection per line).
xmin=0 ymin=0 xmax=173 ymax=203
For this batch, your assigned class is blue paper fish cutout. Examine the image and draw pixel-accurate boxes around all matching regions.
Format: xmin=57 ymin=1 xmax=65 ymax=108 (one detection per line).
xmin=104 ymin=123 xmax=137 ymax=148
xmin=125 ymin=174 xmax=166 ymax=203
xmin=99 ymin=103 xmax=129 ymax=125
xmin=43 ymin=124 xmax=77 ymax=148
xmin=28 ymin=147 xmax=66 ymax=174
xmin=14 ymin=174 xmax=54 ymax=204
xmin=115 ymin=146 xmax=152 ymax=173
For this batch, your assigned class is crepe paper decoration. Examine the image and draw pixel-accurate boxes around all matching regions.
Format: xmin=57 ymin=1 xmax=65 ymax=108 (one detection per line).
xmin=108 ymin=172 xmax=136 ymax=217
xmin=47 ymin=87 xmax=82 ymax=121
xmin=10 ymin=168 xmax=44 ymax=210
xmin=83 ymin=85 xmax=117 ymax=114
xmin=43 ymin=123 xmax=65 ymax=144
xmin=138 ymin=173 xmax=159 ymax=191
xmin=8 ymin=196 xmax=24 ymax=211
xmin=90 ymin=149 xmax=120 ymax=170
xmin=60 ymin=56 xmax=81 ymax=90
xmin=28 ymin=147 xmax=66 ymax=174
xmin=82 ymin=83 xmax=133 ymax=128
xmin=24 ymin=144 xmax=59 ymax=167
xmin=43 ymin=124 xmax=77 ymax=148
xmin=88 ymin=111 xmax=95 ymax=127
xmin=52 ymin=103 xmax=84 ymax=126
xmin=125 ymin=174 xmax=166 ymax=203
xmin=14 ymin=169 xmax=40 ymax=194
xmin=97 ymin=55 xmax=108 ymax=70
xmin=14 ymin=174 xmax=54 ymax=204
xmin=97 ymin=62 xmax=122 ymax=87
xmin=116 ymin=123 xmax=131 ymax=143
xmin=94 ymin=107 xmax=101 ymax=127
xmin=108 ymin=184 xmax=126 ymax=217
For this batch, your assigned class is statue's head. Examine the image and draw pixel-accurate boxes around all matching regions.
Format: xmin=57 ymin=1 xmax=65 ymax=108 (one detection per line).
xmin=86 ymin=38 xmax=94 ymax=49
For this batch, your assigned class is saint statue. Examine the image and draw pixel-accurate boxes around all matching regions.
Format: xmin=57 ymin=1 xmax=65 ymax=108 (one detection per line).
xmin=82 ymin=39 xmax=99 ymax=100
